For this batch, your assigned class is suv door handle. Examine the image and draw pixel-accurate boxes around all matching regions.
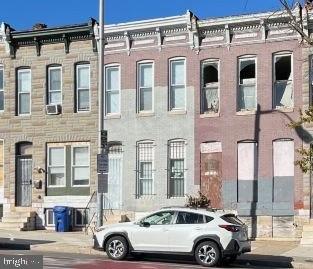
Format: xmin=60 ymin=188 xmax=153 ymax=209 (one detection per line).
xmin=163 ymin=228 xmax=169 ymax=232
xmin=194 ymin=227 xmax=201 ymax=230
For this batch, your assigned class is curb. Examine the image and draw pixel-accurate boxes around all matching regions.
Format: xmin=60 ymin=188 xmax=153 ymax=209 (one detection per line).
xmin=30 ymin=244 xmax=102 ymax=256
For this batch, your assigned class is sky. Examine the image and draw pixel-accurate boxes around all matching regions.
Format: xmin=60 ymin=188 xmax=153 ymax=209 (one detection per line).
xmin=0 ymin=0 xmax=300 ymax=30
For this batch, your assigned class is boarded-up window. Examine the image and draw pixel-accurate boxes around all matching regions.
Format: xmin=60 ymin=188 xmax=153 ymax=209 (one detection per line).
xmin=238 ymin=142 xmax=257 ymax=181
xmin=273 ymin=140 xmax=294 ymax=177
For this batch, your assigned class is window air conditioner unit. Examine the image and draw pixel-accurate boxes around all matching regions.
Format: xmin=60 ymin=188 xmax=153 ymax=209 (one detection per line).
xmin=46 ymin=104 xmax=62 ymax=115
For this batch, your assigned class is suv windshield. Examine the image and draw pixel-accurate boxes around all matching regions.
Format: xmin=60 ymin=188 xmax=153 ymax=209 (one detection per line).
xmin=142 ymin=211 xmax=175 ymax=225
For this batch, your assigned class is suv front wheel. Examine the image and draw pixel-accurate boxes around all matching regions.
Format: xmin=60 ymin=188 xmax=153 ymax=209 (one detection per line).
xmin=195 ymin=241 xmax=220 ymax=267
xmin=105 ymin=236 xmax=128 ymax=260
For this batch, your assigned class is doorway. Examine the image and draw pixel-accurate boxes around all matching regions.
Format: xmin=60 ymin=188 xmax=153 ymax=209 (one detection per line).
xmin=15 ymin=142 xmax=33 ymax=207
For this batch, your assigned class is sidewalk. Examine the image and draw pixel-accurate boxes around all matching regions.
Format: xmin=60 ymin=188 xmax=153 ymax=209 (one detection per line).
xmin=0 ymin=229 xmax=313 ymax=268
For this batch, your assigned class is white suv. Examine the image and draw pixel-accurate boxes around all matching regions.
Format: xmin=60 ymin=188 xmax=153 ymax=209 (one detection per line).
xmin=93 ymin=207 xmax=251 ymax=267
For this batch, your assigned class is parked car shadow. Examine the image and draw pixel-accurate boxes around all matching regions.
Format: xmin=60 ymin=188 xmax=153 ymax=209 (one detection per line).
xmin=127 ymin=253 xmax=293 ymax=268
xmin=0 ymin=237 xmax=55 ymax=250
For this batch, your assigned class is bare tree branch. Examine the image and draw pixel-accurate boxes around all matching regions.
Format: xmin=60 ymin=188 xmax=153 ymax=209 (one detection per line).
xmin=279 ymin=0 xmax=312 ymax=44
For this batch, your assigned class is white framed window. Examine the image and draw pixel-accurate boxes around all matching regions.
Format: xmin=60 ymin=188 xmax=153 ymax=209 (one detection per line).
xmin=169 ymin=58 xmax=186 ymax=110
xmin=72 ymin=146 xmax=90 ymax=186
xmin=238 ymin=57 xmax=257 ymax=111
xmin=45 ymin=209 xmax=55 ymax=226
xmin=273 ymin=53 xmax=293 ymax=108
xmin=76 ymin=64 xmax=90 ymax=112
xmin=48 ymin=147 xmax=65 ymax=187
xmin=105 ymin=65 xmax=120 ymax=114
xmin=74 ymin=208 xmax=89 ymax=226
xmin=136 ymin=141 xmax=154 ymax=197
xmin=201 ymin=60 xmax=219 ymax=113
xmin=168 ymin=139 xmax=186 ymax=197
xmin=48 ymin=66 xmax=62 ymax=105
xmin=138 ymin=62 xmax=154 ymax=112
xmin=0 ymin=66 xmax=4 ymax=111
xmin=17 ymin=68 xmax=31 ymax=115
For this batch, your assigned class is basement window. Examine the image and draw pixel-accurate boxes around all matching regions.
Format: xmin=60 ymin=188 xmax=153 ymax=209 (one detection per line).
xmin=238 ymin=58 xmax=256 ymax=111
xmin=273 ymin=53 xmax=293 ymax=108
xmin=201 ymin=61 xmax=219 ymax=114
xmin=45 ymin=209 xmax=55 ymax=226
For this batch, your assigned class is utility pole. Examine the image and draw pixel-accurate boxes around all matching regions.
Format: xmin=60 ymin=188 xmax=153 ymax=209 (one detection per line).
xmin=97 ymin=0 xmax=105 ymax=228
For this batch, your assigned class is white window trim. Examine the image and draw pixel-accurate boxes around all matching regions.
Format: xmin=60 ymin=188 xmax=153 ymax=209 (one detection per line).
xmin=237 ymin=56 xmax=257 ymax=112
xmin=137 ymin=141 xmax=155 ymax=197
xmin=137 ymin=61 xmax=154 ymax=113
xmin=273 ymin=52 xmax=293 ymax=109
xmin=45 ymin=208 xmax=55 ymax=226
xmin=201 ymin=59 xmax=220 ymax=114
xmin=76 ymin=64 xmax=91 ymax=113
xmin=48 ymin=66 xmax=62 ymax=105
xmin=169 ymin=57 xmax=187 ymax=111
xmin=105 ymin=64 xmax=121 ymax=116
xmin=47 ymin=146 xmax=66 ymax=188
xmin=168 ymin=139 xmax=187 ymax=198
xmin=71 ymin=145 xmax=90 ymax=187
xmin=17 ymin=68 xmax=31 ymax=116
xmin=0 ymin=65 xmax=4 ymax=112
xmin=74 ymin=208 xmax=88 ymax=226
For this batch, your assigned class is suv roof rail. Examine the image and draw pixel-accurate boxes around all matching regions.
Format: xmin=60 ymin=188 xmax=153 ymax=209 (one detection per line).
xmin=161 ymin=206 xmax=187 ymax=209
xmin=161 ymin=206 xmax=221 ymax=212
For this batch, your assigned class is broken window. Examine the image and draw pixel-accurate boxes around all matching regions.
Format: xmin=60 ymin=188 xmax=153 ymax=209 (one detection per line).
xmin=238 ymin=58 xmax=256 ymax=111
xmin=201 ymin=61 xmax=219 ymax=113
xmin=273 ymin=54 xmax=293 ymax=108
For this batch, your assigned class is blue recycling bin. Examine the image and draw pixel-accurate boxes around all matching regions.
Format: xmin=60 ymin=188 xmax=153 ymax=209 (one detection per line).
xmin=53 ymin=206 xmax=72 ymax=232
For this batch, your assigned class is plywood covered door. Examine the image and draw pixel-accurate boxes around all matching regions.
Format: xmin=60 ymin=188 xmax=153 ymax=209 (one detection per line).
xmin=200 ymin=142 xmax=222 ymax=208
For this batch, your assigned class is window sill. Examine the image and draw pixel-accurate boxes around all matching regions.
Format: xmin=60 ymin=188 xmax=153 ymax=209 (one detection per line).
xmin=104 ymin=114 xmax=121 ymax=119
xmin=236 ymin=110 xmax=257 ymax=116
xmin=168 ymin=110 xmax=187 ymax=115
xmin=137 ymin=112 xmax=155 ymax=118
xmin=200 ymin=112 xmax=220 ymax=118
xmin=274 ymin=107 xmax=294 ymax=113
xmin=136 ymin=194 xmax=157 ymax=199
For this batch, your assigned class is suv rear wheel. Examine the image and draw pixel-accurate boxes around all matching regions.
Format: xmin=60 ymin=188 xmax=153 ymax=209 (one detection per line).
xmin=195 ymin=241 xmax=220 ymax=267
xmin=105 ymin=236 xmax=128 ymax=260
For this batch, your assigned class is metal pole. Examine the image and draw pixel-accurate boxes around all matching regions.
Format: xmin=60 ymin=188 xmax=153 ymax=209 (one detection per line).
xmin=97 ymin=0 xmax=105 ymax=228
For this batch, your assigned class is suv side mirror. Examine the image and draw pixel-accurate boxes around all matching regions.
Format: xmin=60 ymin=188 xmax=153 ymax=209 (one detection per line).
xmin=140 ymin=221 xmax=150 ymax=228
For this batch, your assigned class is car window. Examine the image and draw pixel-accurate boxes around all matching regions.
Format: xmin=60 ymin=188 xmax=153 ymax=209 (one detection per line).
xmin=176 ymin=212 xmax=205 ymax=224
xmin=205 ymin=216 xmax=214 ymax=223
xmin=142 ymin=211 xmax=175 ymax=225
xmin=221 ymin=214 xmax=244 ymax=225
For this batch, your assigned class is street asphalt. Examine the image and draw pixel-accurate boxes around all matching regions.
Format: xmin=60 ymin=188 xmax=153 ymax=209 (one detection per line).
xmin=0 ymin=249 xmax=296 ymax=269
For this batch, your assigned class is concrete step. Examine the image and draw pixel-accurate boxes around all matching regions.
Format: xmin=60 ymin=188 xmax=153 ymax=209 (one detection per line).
xmin=303 ymin=225 xmax=313 ymax=232
xmin=1 ymin=217 xmax=29 ymax=223
xmin=4 ymin=211 xmax=36 ymax=218
xmin=0 ymin=222 xmax=25 ymax=229
xmin=302 ymin=232 xmax=313 ymax=238
xmin=13 ymin=207 xmax=35 ymax=213
xmin=300 ymin=238 xmax=313 ymax=245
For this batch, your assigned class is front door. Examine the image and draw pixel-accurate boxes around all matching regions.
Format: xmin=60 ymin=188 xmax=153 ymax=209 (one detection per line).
xmin=200 ymin=142 xmax=222 ymax=208
xmin=16 ymin=156 xmax=32 ymax=207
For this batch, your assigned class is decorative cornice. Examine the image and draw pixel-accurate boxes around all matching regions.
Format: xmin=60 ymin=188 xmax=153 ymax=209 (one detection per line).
xmin=4 ymin=18 xmax=98 ymax=58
